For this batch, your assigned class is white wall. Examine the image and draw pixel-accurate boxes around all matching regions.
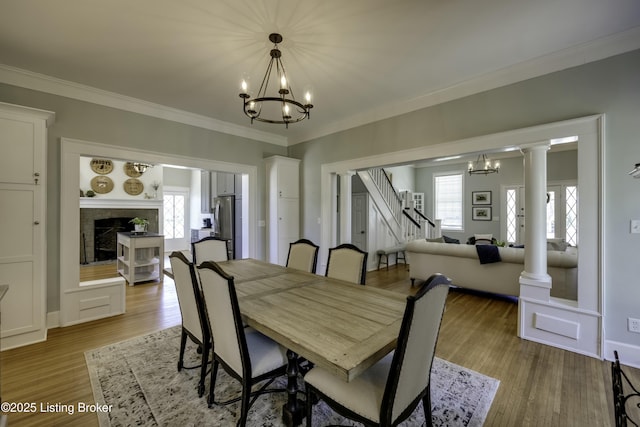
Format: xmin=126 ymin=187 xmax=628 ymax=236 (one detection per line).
xmin=79 ymin=157 xmax=163 ymax=200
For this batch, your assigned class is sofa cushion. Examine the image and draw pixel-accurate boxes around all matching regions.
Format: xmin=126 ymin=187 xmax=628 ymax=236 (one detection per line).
xmin=442 ymin=235 xmax=460 ymax=244
xmin=426 ymin=237 xmax=445 ymax=243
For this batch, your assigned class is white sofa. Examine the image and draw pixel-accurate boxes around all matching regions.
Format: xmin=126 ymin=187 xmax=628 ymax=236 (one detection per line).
xmin=405 ymin=240 xmax=578 ymax=299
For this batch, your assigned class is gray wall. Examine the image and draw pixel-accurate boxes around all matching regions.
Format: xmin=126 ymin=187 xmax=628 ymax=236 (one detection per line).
xmin=289 ymin=49 xmax=640 ymax=348
xmin=0 ymin=84 xmax=288 ymax=312
xmin=163 ymin=166 xmax=192 ymax=188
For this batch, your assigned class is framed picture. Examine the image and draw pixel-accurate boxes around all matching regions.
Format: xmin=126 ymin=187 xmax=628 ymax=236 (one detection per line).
xmin=472 ymin=190 xmax=492 ymax=205
xmin=472 ymin=206 xmax=492 ymax=221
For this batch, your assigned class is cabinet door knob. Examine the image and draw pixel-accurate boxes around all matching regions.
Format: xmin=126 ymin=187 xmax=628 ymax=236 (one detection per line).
xmin=34 ymin=221 xmax=40 ymax=225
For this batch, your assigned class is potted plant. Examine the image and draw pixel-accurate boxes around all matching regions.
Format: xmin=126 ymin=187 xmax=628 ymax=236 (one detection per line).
xmin=130 ymin=217 xmax=149 ymax=233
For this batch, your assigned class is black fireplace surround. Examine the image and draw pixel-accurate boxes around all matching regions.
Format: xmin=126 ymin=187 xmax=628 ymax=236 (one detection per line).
xmin=80 ymin=208 xmax=159 ymax=264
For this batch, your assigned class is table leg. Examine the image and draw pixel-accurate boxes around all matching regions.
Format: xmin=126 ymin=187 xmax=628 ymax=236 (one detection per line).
xmin=282 ymin=349 xmax=305 ymax=427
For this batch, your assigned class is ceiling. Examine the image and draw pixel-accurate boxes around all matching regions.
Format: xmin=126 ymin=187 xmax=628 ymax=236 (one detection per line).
xmin=1 ymin=0 xmax=639 ymax=146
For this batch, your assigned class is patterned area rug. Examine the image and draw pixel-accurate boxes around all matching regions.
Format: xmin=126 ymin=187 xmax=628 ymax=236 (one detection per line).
xmin=85 ymin=326 xmax=499 ymax=427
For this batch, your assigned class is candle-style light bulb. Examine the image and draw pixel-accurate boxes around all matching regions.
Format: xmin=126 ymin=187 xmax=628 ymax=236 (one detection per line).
xmin=280 ymin=75 xmax=287 ymax=89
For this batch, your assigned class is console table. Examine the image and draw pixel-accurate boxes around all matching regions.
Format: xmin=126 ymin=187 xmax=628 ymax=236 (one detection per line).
xmin=116 ymin=232 xmax=164 ymax=285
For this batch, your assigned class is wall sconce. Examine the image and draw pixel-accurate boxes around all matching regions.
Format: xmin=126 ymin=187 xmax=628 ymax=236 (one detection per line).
xmin=133 ymin=162 xmax=153 ymax=174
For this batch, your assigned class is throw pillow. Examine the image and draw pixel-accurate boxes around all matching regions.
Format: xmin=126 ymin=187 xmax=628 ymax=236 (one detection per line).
xmin=442 ymin=235 xmax=460 ymax=244
xmin=426 ymin=237 xmax=445 ymax=243
xmin=547 ymin=238 xmax=569 ymax=251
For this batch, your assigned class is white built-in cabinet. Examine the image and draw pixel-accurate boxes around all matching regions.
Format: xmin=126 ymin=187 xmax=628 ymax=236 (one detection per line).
xmin=0 ymin=102 xmax=54 ymax=350
xmin=265 ymin=156 xmax=300 ymax=265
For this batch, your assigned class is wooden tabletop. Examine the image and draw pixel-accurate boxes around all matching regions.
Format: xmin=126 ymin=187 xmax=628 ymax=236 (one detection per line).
xmin=217 ymin=259 xmax=407 ymax=382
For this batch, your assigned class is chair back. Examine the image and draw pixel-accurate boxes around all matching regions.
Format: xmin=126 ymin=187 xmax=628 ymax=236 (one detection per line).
xmin=382 ymin=274 xmax=450 ymax=424
xmin=612 ymin=350 xmax=640 ymax=427
xmin=169 ymin=251 xmax=208 ymax=343
xmin=286 ymin=239 xmax=319 ymax=273
xmin=325 ymin=243 xmax=368 ymax=284
xmin=192 ymin=236 xmax=229 ymax=265
xmin=197 ymin=261 xmax=249 ymax=379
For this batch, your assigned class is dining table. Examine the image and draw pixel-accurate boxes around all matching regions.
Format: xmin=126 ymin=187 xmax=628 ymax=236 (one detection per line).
xmin=215 ymin=258 xmax=408 ymax=427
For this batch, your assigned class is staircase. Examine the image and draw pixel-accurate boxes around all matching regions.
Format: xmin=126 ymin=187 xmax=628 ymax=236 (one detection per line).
xmin=357 ymin=168 xmax=440 ymax=245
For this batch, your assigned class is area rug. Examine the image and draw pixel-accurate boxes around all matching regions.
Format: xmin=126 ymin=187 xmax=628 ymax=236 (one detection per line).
xmin=85 ymin=326 xmax=499 ymax=427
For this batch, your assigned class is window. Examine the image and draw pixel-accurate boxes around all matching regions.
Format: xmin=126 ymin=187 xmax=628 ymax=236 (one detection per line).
xmin=503 ymin=183 xmax=577 ymax=245
xmin=434 ymin=173 xmax=463 ymax=230
xmin=163 ymin=193 xmax=186 ymax=239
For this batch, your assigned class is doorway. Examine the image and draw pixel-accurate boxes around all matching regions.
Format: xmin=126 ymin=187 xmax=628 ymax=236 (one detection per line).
xmin=163 ymin=188 xmax=189 ymax=252
xmin=351 ymin=193 xmax=368 ymax=251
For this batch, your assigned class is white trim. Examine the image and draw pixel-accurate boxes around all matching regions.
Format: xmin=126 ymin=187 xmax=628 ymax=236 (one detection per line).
xmin=2 ymin=28 xmax=639 ymax=146
xmin=60 ymin=137 xmax=259 ymax=326
xmin=604 ymin=340 xmax=640 ymax=369
xmin=291 ymin=27 xmax=640 ymax=144
xmin=320 ymin=115 xmax=604 ymax=358
xmin=0 ymin=65 xmax=287 ymax=146
xmin=80 ymin=198 xmax=163 ymax=209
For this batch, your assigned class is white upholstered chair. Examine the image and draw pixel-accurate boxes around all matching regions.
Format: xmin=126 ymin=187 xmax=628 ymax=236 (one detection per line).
xmin=192 ymin=236 xmax=229 ymax=265
xmin=325 ymin=243 xmax=368 ymax=285
xmin=197 ymin=261 xmax=288 ymax=426
xmin=305 ymin=273 xmax=451 ymax=427
xmin=286 ymin=239 xmax=319 ymax=273
xmin=168 ymin=251 xmax=211 ymax=397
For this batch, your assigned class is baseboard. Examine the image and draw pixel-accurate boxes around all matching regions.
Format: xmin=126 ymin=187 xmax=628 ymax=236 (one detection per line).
xmin=47 ymin=310 xmax=60 ymax=329
xmin=604 ymin=339 xmax=640 ymax=369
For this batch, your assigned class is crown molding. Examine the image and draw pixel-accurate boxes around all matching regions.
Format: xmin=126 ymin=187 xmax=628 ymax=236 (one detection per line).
xmin=0 ymin=65 xmax=288 ymax=147
xmin=288 ymin=26 xmax=640 ymax=145
xmin=1 ymin=26 xmax=638 ymax=148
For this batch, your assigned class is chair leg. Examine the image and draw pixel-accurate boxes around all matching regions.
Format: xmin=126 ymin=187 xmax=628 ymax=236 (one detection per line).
xmin=306 ymin=386 xmax=314 ymax=427
xmin=207 ymin=360 xmax=219 ymax=408
xmin=237 ymin=379 xmax=251 ymax=427
xmin=423 ymin=385 xmax=433 ymax=427
xmin=178 ymin=328 xmax=187 ymax=371
xmin=198 ymin=342 xmax=210 ymax=397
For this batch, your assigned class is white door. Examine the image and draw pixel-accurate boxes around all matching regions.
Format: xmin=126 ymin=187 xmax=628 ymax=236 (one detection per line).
xmin=503 ymin=183 xmax=578 ymax=246
xmin=163 ymin=188 xmax=189 ymax=252
xmin=0 ymin=106 xmax=50 ymax=349
xmin=351 ymin=193 xmax=368 ymax=251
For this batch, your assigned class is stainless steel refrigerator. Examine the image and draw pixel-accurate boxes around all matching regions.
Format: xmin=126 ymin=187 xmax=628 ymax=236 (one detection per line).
xmin=213 ymin=195 xmax=235 ymax=259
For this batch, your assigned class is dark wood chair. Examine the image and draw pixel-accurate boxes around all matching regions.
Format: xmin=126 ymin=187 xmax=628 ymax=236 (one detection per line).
xmin=325 ymin=243 xmax=368 ymax=285
xmin=197 ymin=261 xmax=287 ymax=426
xmin=168 ymin=251 xmax=211 ymax=397
xmin=305 ymin=273 xmax=451 ymax=426
xmin=286 ymin=238 xmax=319 ymax=273
xmin=612 ymin=350 xmax=640 ymax=427
xmin=192 ymin=236 xmax=229 ymax=265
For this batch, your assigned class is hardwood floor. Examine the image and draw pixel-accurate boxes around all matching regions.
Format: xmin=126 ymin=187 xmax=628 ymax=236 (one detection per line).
xmin=3 ymin=262 xmax=638 ymax=426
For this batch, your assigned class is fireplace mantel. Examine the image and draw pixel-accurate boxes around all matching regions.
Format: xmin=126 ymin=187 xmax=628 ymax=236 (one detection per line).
xmin=80 ymin=198 xmax=162 ymax=209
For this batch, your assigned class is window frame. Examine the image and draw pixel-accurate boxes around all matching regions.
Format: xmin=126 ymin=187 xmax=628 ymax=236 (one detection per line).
xmin=433 ymin=171 xmax=465 ymax=232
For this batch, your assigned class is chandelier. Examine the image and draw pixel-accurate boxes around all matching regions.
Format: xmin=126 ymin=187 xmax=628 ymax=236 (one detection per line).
xmin=239 ymin=33 xmax=313 ymax=128
xmin=468 ymin=154 xmax=500 ymax=175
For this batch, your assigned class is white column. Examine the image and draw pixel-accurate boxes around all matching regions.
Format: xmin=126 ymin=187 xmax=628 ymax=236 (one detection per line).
xmin=339 ymin=171 xmax=355 ymax=244
xmin=330 ymin=173 xmax=338 ymax=248
xmin=519 ymin=143 xmax=552 ymax=300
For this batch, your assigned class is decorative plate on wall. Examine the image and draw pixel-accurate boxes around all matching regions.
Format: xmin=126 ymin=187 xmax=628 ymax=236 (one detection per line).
xmin=123 ymin=178 xmax=144 ymax=195
xmin=124 ymin=162 xmax=142 ymax=178
xmin=90 ymin=158 xmax=114 ymax=175
xmin=90 ymin=176 xmax=114 ymax=194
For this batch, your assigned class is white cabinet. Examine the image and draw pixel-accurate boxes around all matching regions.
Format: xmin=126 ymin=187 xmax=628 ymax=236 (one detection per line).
xmin=201 ymin=171 xmax=211 ymax=213
xmin=116 ymin=232 xmax=164 ymax=285
xmin=217 ymin=172 xmax=236 ymax=195
xmin=0 ymin=102 xmax=53 ymax=350
xmin=265 ymin=156 xmax=300 ymax=265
